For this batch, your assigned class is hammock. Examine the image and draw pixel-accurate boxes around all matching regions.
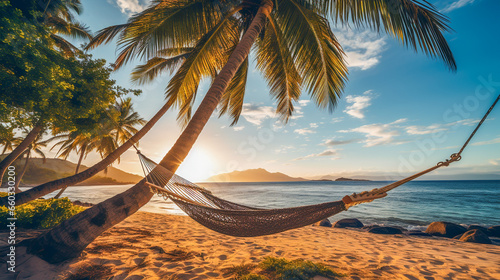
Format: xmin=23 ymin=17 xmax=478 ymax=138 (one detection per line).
xmin=137 ymin=94 xmax=499 ymax=237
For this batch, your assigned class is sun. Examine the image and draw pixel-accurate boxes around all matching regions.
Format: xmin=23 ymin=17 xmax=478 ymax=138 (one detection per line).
xmin=176 ymin=148 xmax=214 ymax=182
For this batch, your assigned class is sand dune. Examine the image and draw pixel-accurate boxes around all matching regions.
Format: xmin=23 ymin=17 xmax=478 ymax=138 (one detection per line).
xmin=2 ymin=212 xmax=500 ymax=279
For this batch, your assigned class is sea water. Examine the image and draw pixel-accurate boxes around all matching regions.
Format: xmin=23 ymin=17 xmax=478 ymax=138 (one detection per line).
xmin=39 ymin=180 xmax=500 ymax=230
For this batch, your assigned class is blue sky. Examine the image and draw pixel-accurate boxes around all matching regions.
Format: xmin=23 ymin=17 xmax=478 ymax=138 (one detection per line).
xmin=60 ymin=0 xmax=500 ymax=181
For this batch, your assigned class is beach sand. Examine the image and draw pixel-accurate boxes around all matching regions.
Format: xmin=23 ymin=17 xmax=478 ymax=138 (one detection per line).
xmin=2 ymin=212 xmax=500 ymax=280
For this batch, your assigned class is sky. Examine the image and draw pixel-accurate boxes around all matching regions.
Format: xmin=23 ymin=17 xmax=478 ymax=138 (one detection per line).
xmin=53 ymin=0 xmax=500 ymax=182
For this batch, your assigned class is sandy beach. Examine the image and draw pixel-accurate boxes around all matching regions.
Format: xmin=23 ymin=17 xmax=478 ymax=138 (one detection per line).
xmin=2 ymin=211 xmax=499 ymax=280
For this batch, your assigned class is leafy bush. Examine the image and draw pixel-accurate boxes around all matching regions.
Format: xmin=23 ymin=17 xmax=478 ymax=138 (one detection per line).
xmin=0 ymin=194 xmax=84 ymax=229
xmin=260 ymin=257 xmax=344 ymax=280
xmin=220 ymin=257 xmax=343 ymax=280
xmin=240 ymin=273 xmax=269 ymax=280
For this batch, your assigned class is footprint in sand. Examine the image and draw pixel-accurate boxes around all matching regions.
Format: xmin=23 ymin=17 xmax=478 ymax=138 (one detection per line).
xmin=429 ymin=260 xmax=444 ymax=266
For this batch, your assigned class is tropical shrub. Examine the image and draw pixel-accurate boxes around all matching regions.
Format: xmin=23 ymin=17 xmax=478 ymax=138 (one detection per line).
xmin=0 ymin=193 xmax=83 ymax=229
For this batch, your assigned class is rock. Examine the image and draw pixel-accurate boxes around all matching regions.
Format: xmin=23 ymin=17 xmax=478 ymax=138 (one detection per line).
xmin=408 ymin=231 xmax=431 ymax=237
xmin=362 ymin=225 xmax=380 ymax=231
xmin=317 ymin=219 xmax=332 ymax=227
xmin=467 ymin=225 xmax=488 ymax=235
xmin=459 ymin=229 xmax=492 ymax=244
xmin=72 ymin=200 xmax=94 ymax=207
xmin=368 ymin=226 xmax=403 ymax=235
xmin=425 ymin=222 xmax=467 ymax=238
xmin=333 ymin=218 xmax=364 ymax=228
xmin=487 ymin=225 xmax=500 ymax=237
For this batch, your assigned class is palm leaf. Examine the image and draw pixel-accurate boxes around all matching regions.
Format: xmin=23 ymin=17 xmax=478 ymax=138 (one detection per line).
xmin=109 ymin=0 xmax=225 ymax=69
xmin=50 ymin=34 xmax=81 ymax=56
xmin=277 ymin=0 xmax=348 ymax=111
xmin=256 ymin=16 xmax=302 ymax=122
xmin=131 ymin=52 xmax=191 ymax=84
xmin=319 ymin=0 xmax=456 ymax=70
xmin=218 ymin=58 xmax=249 ymax=125
xmin=165 ymin=13 xmax=241 ymax=126
xmin=86 ymin=24 xmax=130 ymax=49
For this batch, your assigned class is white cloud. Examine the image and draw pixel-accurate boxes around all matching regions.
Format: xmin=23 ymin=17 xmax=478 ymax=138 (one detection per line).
xmin=344 ymin=90 xmax=374 ymax=119
xmin=342 ymin=119 xmax=407 ymax=147
xmin=406 ymin=118 xmax=478 ymax=135
xmin=442 ymin=0 xmax=475 ymax=13
xmin=322 ymin=138 xmax=358 ymax=146
xmin=406 ymin=124 xmax=447 ymax=135
xmin=298 ymin=100 xmax=310 ymax=106
xmin=109 ymin=0 xmax=150 ymax=15
xmin=294 ymin=149 xmax=339 ymax=161
xmin=294 ymin=128 xmax=315 ymax=135
xmin=290 ymin=99 xmax=310 ymax=120
xmin=240 ymin=103 xmax=275 ymax=125
xmin=233 ymin=126 xmax=245 ymax=131
xmin=335 ymin=28 xmax=386 ymax=70
xmin=331 ymin=117 xmax=344 ymax=123
xmin=472 ymin=137 xmax=500 ymax=146
xmin=310 ymin=123 xmax=318 ymax=128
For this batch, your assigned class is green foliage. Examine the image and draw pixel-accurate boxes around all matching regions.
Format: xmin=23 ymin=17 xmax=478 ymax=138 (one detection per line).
xmin=222 ymin=263 xmax=258 ymax=279
xmin=0 ymin=0 xmax=141 ymax=133
xmin=0 ymin=195 xmax=84 ymax=229
xmin=260 ymin=257 xmax=344 ymax=280
xmin=240 ymin=274 xmax=269 ymax=280
xmin=221 ymin=257 xmax=343 ymax=280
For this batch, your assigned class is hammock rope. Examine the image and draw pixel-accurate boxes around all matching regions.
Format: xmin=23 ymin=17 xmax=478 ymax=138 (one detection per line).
xmin=136 ymin=94 xmax=499 ymax=237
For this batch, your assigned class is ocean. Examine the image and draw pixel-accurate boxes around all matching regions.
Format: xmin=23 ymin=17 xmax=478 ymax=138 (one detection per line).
xmin=40 ymin=180 xmax=500 ymax=230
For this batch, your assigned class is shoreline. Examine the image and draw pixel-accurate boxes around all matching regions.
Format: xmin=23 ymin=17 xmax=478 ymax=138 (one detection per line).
xmin=1 ymin=211 xmax=499 ymax=279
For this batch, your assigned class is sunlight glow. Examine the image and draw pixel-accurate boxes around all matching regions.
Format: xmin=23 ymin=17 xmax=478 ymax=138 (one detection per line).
xmin=176 ymin=148 xmax=215 ymax=182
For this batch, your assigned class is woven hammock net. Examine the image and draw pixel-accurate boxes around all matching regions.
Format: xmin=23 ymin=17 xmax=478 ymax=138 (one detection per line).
xmin=134 ymin=93 xmax=499 ymax=237
xmin=139 ymin=153 xmax=345 ymax=237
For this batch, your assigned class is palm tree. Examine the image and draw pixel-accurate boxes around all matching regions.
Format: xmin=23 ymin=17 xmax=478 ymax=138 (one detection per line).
xmin=3 ymin=100 xmax=172 ymax=206
xmin=12 ymin=131 xmax=49 ymax=193
xmin=24 ymin=0 xmax=456 ymax=263
xmin=0 ymin=0 xmax=92 ymax=185
xmin=50 ymin=99 xmax=146 ymax=198
xmin=0 ymin=128 xmax=21 ymax=156
xmin=13 ymin=0 xmax=93 ymax=56
xmin=109 ymin=97 xmax=147 ymax=145
xmin=49 ymin=131 xmax=95 ymax=198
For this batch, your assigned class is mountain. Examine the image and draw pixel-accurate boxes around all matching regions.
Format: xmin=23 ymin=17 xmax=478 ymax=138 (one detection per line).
xmin=334 ymin=177 xmax=371 ymax=181
xmin=1 ymin=156 xmax=143 ymax=186
xmin=205 ymin=168 xmax=308 ymax=182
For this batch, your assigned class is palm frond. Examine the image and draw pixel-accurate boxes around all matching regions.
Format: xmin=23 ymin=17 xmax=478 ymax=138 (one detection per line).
xmin=218 ymin=58 xmax=249 ymax=125
xmin=319 ymin=0 xmax=456 ymax=70
xmin=111 ymin=0 xmax=226 ymax=69
xmin=277 ymin=0 xmax=348 ymax=111
xmin=86 ymin=24 xmax=130 ymax=50
xmin=50 ymin=33 xmax=81 ymax=56
xmin=131 ymin=53 xmax=191 ymax=84
xmin=165 ymin=13 xmax=241 ymax=126
xmin=256 ymin=16 xmax=302 ymax=122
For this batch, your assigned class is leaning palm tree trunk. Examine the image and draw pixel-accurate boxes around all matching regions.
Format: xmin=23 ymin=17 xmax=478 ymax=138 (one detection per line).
xmin=54 ymin=146 xmax=86 ymax=199
xmin=0 ymin=100 xmax=173 ymax=207
xmin=13 ymin=149 xmax=31 ymax=193
xmin=0 ymin=125 xmax=42 ymax=185
xmin=25 ymin=1 xmax=273 ymax=263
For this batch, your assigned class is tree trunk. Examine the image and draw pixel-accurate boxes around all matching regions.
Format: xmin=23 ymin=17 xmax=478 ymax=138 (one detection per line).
xmin=25 ymin=1 xmax=273 ymax=264
xmin=54 ymin=145 xmax=86 ymax=199
xmin=13 ymin=149 xmax=31 ymax=193
xmin=0 ymin=125 xmax=42 ymax=185
xmin=0 ymin=100 xmax=174 ymax=207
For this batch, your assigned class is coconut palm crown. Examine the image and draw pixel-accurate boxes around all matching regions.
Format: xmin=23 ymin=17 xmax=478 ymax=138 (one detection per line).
xmin=87 ymin=0 xmax=456 ymax=125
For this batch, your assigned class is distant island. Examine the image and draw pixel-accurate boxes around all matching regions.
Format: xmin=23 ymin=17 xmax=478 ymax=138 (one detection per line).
xmin=334 ymin=177 xmax=371 ymax=182
xmin=205 ymin=168 xmax=371 ymax=183
xmin=206 ymin=168 xmax=308 ymax=182
xmin=0 ymin=157 xmax=142 ymax=187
